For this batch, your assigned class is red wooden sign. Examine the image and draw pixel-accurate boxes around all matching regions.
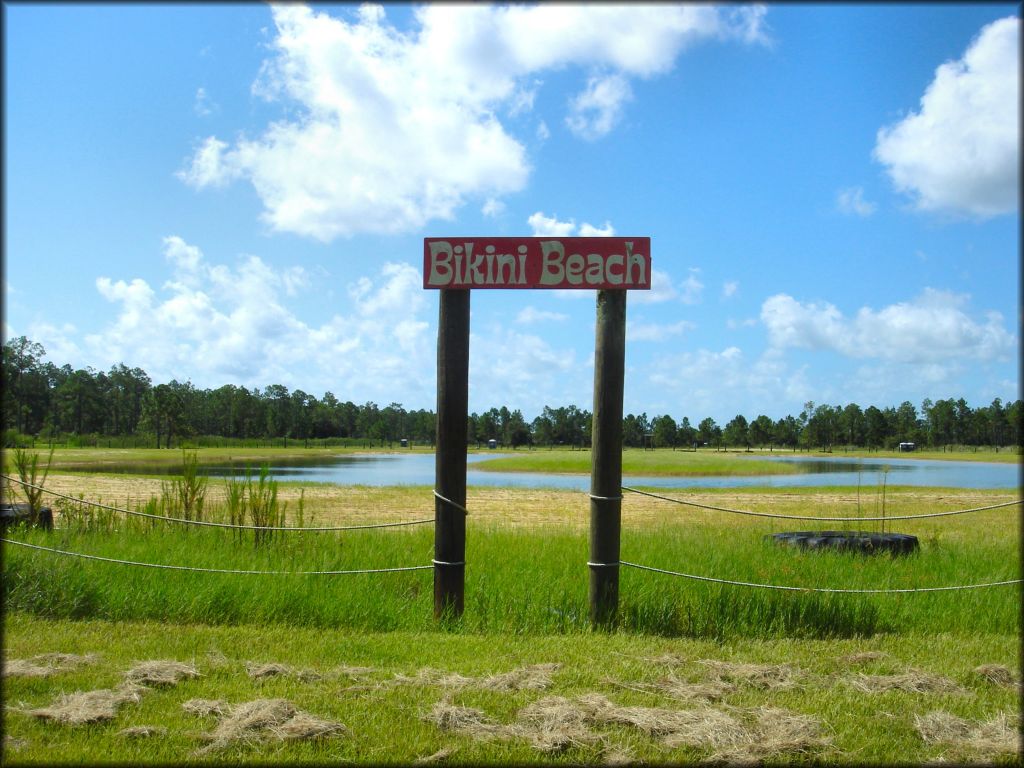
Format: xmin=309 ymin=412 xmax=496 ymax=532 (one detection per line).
xmin=424 ymin=237 xmax=651 ymax=290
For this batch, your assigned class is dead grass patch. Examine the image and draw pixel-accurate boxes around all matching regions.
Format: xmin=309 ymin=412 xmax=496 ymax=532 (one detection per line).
xmin=914 ymin=710 xmax=1020 ymax=758
xmin=3 ymin=653 xmax=98 ymax=678
xmin=847 ymin=670 xmax=964 ymax=694
xmin=27 ymin=683 xmax=145 ymax=725
xmin=194 ymin=698 xmax=346 ymax=754
xmin=696 ymin=659 xmax=803 ymax=691
xmin=182 ymin=698 xmax=229 ymax=717
xmin=612 ymin=675 xmax=734 ymax=703
xmin=973 ymin=664 xmax=1019 ymax=688
xmin=838 ymin=651 xmax=890 ymax=665
xmin=126 ymin=660 xmax=200 ymax=687
xmin=398 ymin=663 xmax=560 ymax=692
xmin=706 ymin=706 xmax=831 ymax=764
xmin=424 ymin=701 xmax=507 ymax=740
xmin=423 ymin=690 xmax=829 ymax=761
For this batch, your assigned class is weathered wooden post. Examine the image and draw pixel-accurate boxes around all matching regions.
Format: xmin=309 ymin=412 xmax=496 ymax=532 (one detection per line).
xmin=434 ymin=288 xmax=469 ymax=618
xmin=589 ymin=289 xmax=626 ymax=627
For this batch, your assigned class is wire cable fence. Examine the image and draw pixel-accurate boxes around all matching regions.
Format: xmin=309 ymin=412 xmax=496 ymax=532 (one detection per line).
xmin=614 ymin=486 xmax=1022 ymax=595
xmin=621 ymin=485 xmax=1022 ymax=521
xmin=616 ymin=560 xmax=1022 ymax=593
xmin=2 ymin=475 xmax=434 ymax=532
xmin=1 ymin=538 xmax=433 ymax=575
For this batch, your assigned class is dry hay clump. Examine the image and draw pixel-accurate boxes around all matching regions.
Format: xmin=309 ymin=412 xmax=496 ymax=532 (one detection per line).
xmin=425 ymin=691 xmax=830 ymax=761
xmin=399 ymin=663 xmax=561 ymax=692
xmin=3 ymin=653 xmax=98 ymax=679
xmin=695 ymin=659 xmax=804 ymax=691
xmin=245 ymin=661 xmax=322 ymax=682
xmin=27 ymin=683 xmax=146 ymax=725
xmin=973 ymin=664 xmax=1020 ymax=689
xmin=182 ymin=698 xmax=229 ymax=717
xmin=189 ymin=698 xmax=346 ymax=755
xmin=914 ymin=710 xmax=1021 ymax=759
xmin=126 ymin=660 xmax=200 ymax=687
xmin=847 ymin=669 xmax=964 ymax=695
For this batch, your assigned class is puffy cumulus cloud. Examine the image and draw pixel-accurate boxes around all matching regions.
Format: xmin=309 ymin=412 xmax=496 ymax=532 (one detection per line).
xmin=469 ymin=326 xmax=585 ymax=414
xmin=82 ymin=236 xmax=434 ymax=398
xmin=836 ymin=186 xmax=876 ymax=217
xmin=528 ymin=211 xmax=616 ymax=237
xmin=874 ymin=16 xmax=1019 ymax=217
xmin=528 ymin=211 xmax=578 ymax=237
xmin=181 ymin=3 xmax=768 ymax=240
xmin=760 ymin=289 xmax=1015 ymax=363
xmin=647 ymin=346 xmax=810 ymax=420
xmin=722 ymin=280 xmax=738 ymax=299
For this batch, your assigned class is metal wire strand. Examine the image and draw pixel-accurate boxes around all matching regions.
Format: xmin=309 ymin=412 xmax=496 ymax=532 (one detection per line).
xmin=2 ymin=475 xmax=433 ymax=532
xmin=1 ymin=538 xmax=433 ymax=575
xmin=621 ymin=485 xmax=1022 ymax=521
xmin=433 ymin=489 xmax=468 ymax=515
xmin=619 ymin=560 xmax=1022 ymax=593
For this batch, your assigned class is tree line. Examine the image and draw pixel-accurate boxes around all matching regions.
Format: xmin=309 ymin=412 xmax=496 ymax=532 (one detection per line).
xmin=3 ymin=336 xmax=1020 ymax=451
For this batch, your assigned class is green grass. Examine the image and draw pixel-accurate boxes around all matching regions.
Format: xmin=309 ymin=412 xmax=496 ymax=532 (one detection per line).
xmin=3 ymin=612 xmax=1019 ymax=765
xmin=4 ymin=498 xmax=1018 ymax=638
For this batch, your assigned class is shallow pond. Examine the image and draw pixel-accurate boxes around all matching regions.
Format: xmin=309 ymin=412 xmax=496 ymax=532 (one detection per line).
xmin=94 ymin=452 xmax=1019 ymax=489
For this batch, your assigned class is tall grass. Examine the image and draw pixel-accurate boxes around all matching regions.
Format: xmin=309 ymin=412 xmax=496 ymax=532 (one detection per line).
xmin=3 ymin=514 xmax=1018 ymax=638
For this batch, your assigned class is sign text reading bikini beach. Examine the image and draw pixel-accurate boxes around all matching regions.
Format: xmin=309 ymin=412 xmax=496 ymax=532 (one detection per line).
xmin=423 ymin=237 xmax=651 ymax=290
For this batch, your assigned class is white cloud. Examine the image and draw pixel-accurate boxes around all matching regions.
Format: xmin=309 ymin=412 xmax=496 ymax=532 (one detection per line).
xmin=722 ymin=280 xmax=739 ymax=298
xmin=516 ymin=306 xmax=568 ymax=324
xmin=481 ymin=198 xmax=506 ymax=217
xmin=528 ymin=211 xmax=577 ymax=237
xmin=180 ymin=3 xmax=767 ymax=240
xmin=527 ymin=211 xmax=615 ymax=238
xmin=760 ymin=289 xmax=1015 ymax=363
xmin=680 ymin=268 xmax=704 ymax=305
xmin=80 ymin=236 xmax=434 ymax=396
xmin=836 ymin=186 xmax=876 ymax=217
xmin=193 ymin=86 xmax=215 ymax=116
xmin=627 ymin=319 xmax=694 ymax=342
xmin=566 ymin=73 xmax=633 ymax=140
xmin=578 ymin=220 xmax=616 ymax=237
xmin=176 ymin=136 xmax=238 ymax=188
xmin=874 ymin=16 xmax=1019 ymax=217
xmin=469 ymin=327 xmax=583 ymax=414
xmin=630 ymin=267 xmax=679 ymax=305
xmin=536 ymin=121 xmax=551 ymax=141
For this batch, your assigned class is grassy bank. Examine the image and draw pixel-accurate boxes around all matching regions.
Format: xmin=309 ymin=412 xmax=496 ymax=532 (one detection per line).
xmin=474 ymin=449 xmax=803 ymax=476
xmin=3 ymin=612 xmax=1019 ymax=765
xmin=3 ymin=483 xmax=1018 ymax=637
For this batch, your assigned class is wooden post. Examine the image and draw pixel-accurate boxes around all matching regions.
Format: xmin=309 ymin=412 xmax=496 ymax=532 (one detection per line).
xmin=589 ymin=289 xmax=626 ymax=627
xmin=434 ymin=289 xmax=470 ymax=619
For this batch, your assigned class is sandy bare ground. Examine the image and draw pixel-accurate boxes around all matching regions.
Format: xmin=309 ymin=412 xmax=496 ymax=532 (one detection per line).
xmin=6 ymin=472 xmax=1018 ymax=532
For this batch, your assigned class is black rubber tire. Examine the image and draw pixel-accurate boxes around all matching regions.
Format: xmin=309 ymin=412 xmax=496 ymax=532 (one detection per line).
xmin=767 ymin=531 xmax=919 ymax=556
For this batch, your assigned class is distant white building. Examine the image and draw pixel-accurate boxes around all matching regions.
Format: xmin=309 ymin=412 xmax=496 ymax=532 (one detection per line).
xmin=898 ymin=442 xmax=916 ymax=452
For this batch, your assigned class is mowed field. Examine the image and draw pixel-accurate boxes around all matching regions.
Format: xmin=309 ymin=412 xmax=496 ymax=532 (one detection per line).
xmin=2 ymin=448 xmax=1020 ymax=764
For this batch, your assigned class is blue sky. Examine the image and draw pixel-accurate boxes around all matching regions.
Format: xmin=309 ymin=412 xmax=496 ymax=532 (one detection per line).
xmin=4 ymin=3 xmax=1019 ymax=424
